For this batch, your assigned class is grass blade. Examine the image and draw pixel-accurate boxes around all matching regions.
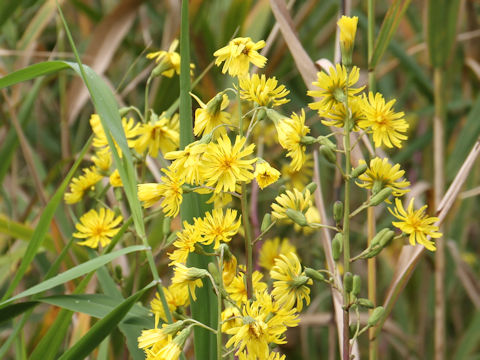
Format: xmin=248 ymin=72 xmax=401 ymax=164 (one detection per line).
xmin=57 ymin=282 xmax=155 ymax=360
xmin=369 ymin=0 xmax=412 ymax=70
xmin=0 ymin=245 xmax=147 ymax=306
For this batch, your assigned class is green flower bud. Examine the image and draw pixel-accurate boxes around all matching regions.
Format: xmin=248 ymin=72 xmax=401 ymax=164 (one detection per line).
xmin=372 ymin=180 xmax=383 ymax=195
xmin=343 ymin=272 xmax=353 ymax=293
xmin=369 ymin=187 xmax=393 ymax=206
xmin=351 ymin=163 xmax=368 ymax=178
xmin=352 ymin=275 xmax=361 ymax=296
xmin=320 ymin=145 xmax=337 ymax=164
xmin=368 ymin=306 xmax=385 ymax=327
xmin=305 ymin=267 xmax=325 ymax=282
xmin=256 ymin=108 xmax=266 ymax=121
xmin=370 ymin=228 xmax=391 ymax=247
xmin=286 ymin=209 xmax=309 ymax=226
xmin=332 ymin=233 xmax=343 ymax=261
xmin=305 ymin=182 xmax=318 ymax=194
xmin=186 ymin=266 xmax=209 ymax=280
xmin=301 ymin=136 xmax=317 ymax=145
xmin=357 ymin=298 xmax=375 ymax=309
xmin=333 ymin=201 xmax=344 ymax=223
xmin=317 ymin=136 xmax=336 ymax=149
xmin=261 ymin=213 xmax=272 ymax=232
xmin=207 ymin=262 xmax=220 ymax=285
xmin=163 ymin=320 xmax=187 ymax=335
xmin=379 ymin=230 xmax=395 ymax=247
xmin=163 ymin=216 xmax=172 ymax=235
xmin=118 ymin=107 xmax=131 ymax=117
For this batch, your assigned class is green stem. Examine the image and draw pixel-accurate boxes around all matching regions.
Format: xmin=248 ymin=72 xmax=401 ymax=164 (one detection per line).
xmin=216 ymin=249 xmax=224 ymax=360
xmin=241 ymin=183 xmax=253 ymax=299
xmin=144 ymin=75 xmax=153 ymax=123
xmin=367 ymin=0 xmax=376 ymax=93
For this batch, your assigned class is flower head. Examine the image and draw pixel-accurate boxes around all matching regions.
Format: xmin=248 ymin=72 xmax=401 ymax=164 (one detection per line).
xmin=338 ymin=16 xmax=358 ymax=54
xmin=259 ymin=237 xmax=297 ymax=271
xmin=197 ymin=208 xmax=241 ymax=249
xmin=275 ymin=110 xmax=310 ymax=171
xmin=254 ymin=161 xmax=281 ymax=189
xmin=308 ymin=64 xmax=364 ymax=112
xmin=358 ymin=92 xmax=409 ymax=148
xmin=270 ymin=252 xmax=312 ymax=311
xmin=169 ymin=221 xmax=202 ymax=264
xmin=91 ymin=148 xmax=112 ymax=172
xmin=73 ymin=208 xmax=123 ymax=248
xmin=356 ymin=157 xmax=410 ymax=199
xmin=146 ymin=39 xmax=195 ymax=78
xmin=64 ymin=167 xmax=103 ymax=204
xmin=389 ymin=198 xmax=441 ymax=251
xmin=165 ymin=141 xmax=207 ymax=185
xmin=150 ymin=286 xmax=189 ymax=323
xmin=320 ymin=95 xmax=366 ymax=130
xmin=239 ymin=74 xmax=290 ymax=107
xmin=137 ymin=167 xmax=184 ymax=217
xmin=193 ymin=93 xmax=231 ymax=138
xmin=90 ymin=114 xmax=138 ymax=154
xmin=282 ymin=154 xmax=314 ymax=190
xmin=133 ymin=114 xmax=179 ymax=157
xmin=170 ymin=263 xmax=207 ymax=301
xmin=271 ymin=188 xmax=312 ymax=222
xmin=226 ymin=270 xmax=267 ymax=305
xmin=214 ymin=37 xmax=267 ymax=76
xmin=109 ymin=169 xmax=123 ymax=187
xmin=202 ymin=134 xmax=256 ymax=193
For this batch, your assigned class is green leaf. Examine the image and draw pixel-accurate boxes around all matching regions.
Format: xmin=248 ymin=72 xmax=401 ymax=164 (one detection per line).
xmin=453 ymin=310 xmax=480 ymax=360
xmin=0 ymin=301 xmax=39 ymax=324
xmin=0 ymin=215 xmax=55 ymax=251
xmin=0 ymin=61 xmax=72 ymax=89
xmin=0 ymin=245 xmax=147 ymax=306
xmin=0 ymin=136 xmax=91 ymax=303
xmin=427 ymin=0 xmax=461 ymax=68
xmin=369 ymin=0 xmax=412 ymax=70
xmin=57 ymin=282 xmax=155 ymax=360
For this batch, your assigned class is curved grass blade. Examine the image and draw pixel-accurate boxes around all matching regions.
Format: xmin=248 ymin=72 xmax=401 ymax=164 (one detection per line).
xmin=57 ymin=282 xmax=155 ymax=360
xmin=0 ymin=245 xmax=147 ymax=307
xmin=369 ymin=0 xmax=411 ymax=70
xmin=0 ymin=301 xmax=39 ymax=324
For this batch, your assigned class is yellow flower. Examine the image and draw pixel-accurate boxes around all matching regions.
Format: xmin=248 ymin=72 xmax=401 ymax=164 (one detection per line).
xmin=281 ymin=154 xmax=314 ymax=190
xmin=137 ymin=327 xmax=170 ymax=353
xmin=389 ymin=198 xmax=441 ymax=251
xmin=275 ymin=110 xmax=310 ymax=171
xmin=238 ymin=74 xmax=290 ymax=107
xmin=254 ymin=161 xmax=280 ymax=189
xmin=108 ymin=169 xmax=122 ymax=187
xmin=202 ymin=134 xmax=256 ymax=193
xmin=165 ymin=141 xmax=207 ymax=185
xmin=170 ymin=263 xmax=207 ymax=301
xmin=358 ymin=92 xmax=409 ymax=148
xmin=197 ymin=208 xmax=241 ymax=249
xmin=222 ymin=254 xmax=238 ymax=286
xmin=213 ymin=37 xmax=267 ymax=76
xmin=193 ymin=93 xmax=231 ymax=138
xmin=356 ymin=157 xmax=410 ymax=199
xmin=259 ymin=237 xmax=297 ymax=271
xmin=270 ymin=252 xmax=312 ymax=311
xmin=133 ymin=114 xmax=179 ymax=157
xmin=226 ymin=270 xmax=267 ymax=305
xmin=271 ymin=188 xmax=312 ymax=222
xmin=90 ymin=114 xmax=138 ymax=153
xmin=91 ymin=148 xmax=111 ymax=172
xmin=169 ymin=221 xmax=202 ymax=264
xmin=138 ymin=167 xmax=184 ymax=217
xmin=308 ymin=64 xmax=364 ymax=112
xmin=146 ymin=39 xmax=194 ymax=78
xmin=73 ymin=208 xmax=123 ymax=248
xmin=338 ymin=16 xmax=358 ymax=53
xmin=320 ymin=96 xmax=366 ymax=130
xmin=150 ymin=286 xmax=189 ymax=323
xmin=64 ymin=167 xmax=103 ymax=204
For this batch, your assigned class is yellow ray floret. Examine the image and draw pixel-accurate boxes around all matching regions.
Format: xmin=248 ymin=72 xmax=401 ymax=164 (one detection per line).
xmin=254 ymin=161 xmax=281 ymax=189
xmin=238 ymin=74 xmax=290 ymax=107
xmin=73 ymin=208 xmax=122 ymax=248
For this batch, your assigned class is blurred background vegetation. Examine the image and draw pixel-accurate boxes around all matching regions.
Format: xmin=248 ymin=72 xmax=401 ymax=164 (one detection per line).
xmin=0 ymin=0 xmax=479 ymax=359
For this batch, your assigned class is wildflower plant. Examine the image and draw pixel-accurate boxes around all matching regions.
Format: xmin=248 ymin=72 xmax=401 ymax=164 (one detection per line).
xmin=4 ymin=2 xmax=465 ymax=360
xmin=57 ymin=13 xmax=443 ymax=360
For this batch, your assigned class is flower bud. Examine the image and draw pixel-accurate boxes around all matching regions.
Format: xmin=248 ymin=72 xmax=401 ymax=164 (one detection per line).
xmin=256 ymin=108 xmax=266 ymax=121
xmin=357 ymin=298 xmax=375 ymax=309
xmin=305 ymin=267 xmax=325 ymax=282
xmin=332 ymin=233 xmax=343 ymax=261
xmin=369 ymin=187 xmax=393 ymax=206
xmin=379 ymin=230 xmax=395 ymax=248
xmin=261 ymin=213 xmax=272 ymax=232
xmin=266 ymin=108 xmax=287 ymax=124
xmin=285 ymin=209 xmax=309 ymax=227
xmin=351 ymin=163 xmax=368 ymax=178
xmin=370 ymin=228 xmax=391 ymax=247
xmin=352 ymin=275 xmax=361 ymax=297
xmin=337 ymin=16 xmax=358 ymax=67
xmin=118 ymin=107 xmax=131 ymax=117
xmin=320 ymin=145 xmax=337 ymax=164
xmin=333 ymin=201 xmax=344 ymax=223
xmin=317 ymin=136 xmax=336 ymax=149
xmin=301 ymin=136 xmax=317 ymax=145
xmin=305 ymin=182 xmax=318 ymax=194
xmin=207 ymin=262 xmax=220 ymax=285
xmin=163 ymin=216 xmax=172 ymax=235
xmin=368 ymin=306 xmax=385 ymax=327
xmin=343 ymin=272 xmax=353 ymax=293
xmin=372 ymin=180 xmax=383 ymax=195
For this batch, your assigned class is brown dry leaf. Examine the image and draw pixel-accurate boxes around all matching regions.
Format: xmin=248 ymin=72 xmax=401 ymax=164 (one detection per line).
xmin=67 ymin=0 xmax=145 ymax=124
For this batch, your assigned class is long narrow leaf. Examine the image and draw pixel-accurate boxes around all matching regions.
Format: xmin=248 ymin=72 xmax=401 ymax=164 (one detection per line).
xmin=0 ymin=245 xmax=147 ymax=306
xmin=369 ymin=0 xmax=411 ymax=70
xmin=57 ymin=282 xmax=155 ymax=360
